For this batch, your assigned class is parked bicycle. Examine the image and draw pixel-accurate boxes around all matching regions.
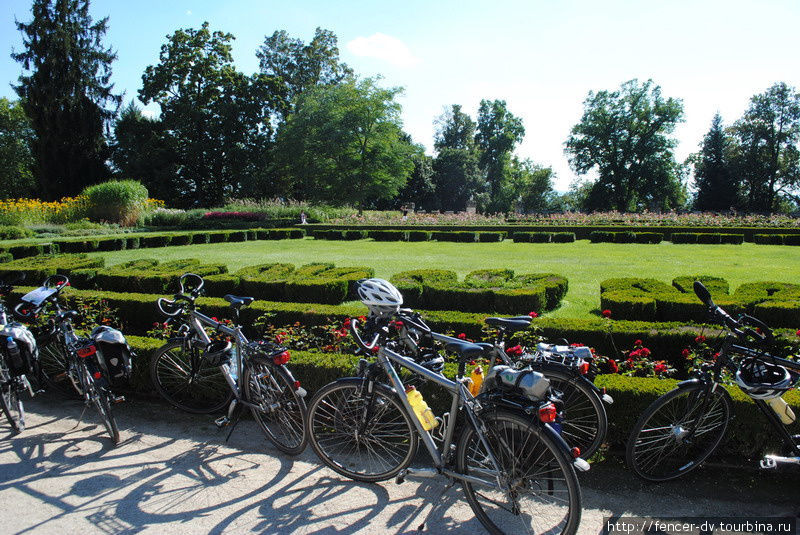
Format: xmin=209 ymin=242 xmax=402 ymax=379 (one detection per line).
xmin=626 ymin=280 xmax=800 ymax=481
xmin=152 ymin=273 xmax=308 ymax=455
xmin=389 ymin=309 xmax=611 ymax=459
xmin=17 ymin=275 xmax=132 ymax=445
xmin=0 ymin=273 xmax=36 ymax=433
xmin=307 ymin=278 xmax=585 ymax=535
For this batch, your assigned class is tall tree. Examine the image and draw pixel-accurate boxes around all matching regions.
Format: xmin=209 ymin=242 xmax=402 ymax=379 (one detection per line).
xmin=257 ymin=28 xmax=353 ymax=125
xmin=140 ymin=23 xmax=279 ymax=207
xmin=565 ymin=79 xmax=684 ymax=212
xmin=730 ymin=82 xmax=800 ymax=212
xmin=273 ymin=78 xmax=415 ymax=209
xmin=432 ymin=105 xmax=484 ymax=211
xmin=475 ymin=99 xmax=525 ymax=211
xmin=0 ymin=98 xmax=36 ymax=198
xmin=692 ymin=113 xmax=738 ymax=211
xmin=505 ymin=158 xmax=557 ymax=213
xmin=394 ymin=144 xmax=435 ymax=210
xmin=12 ymin=0 xmax=120 ymax=199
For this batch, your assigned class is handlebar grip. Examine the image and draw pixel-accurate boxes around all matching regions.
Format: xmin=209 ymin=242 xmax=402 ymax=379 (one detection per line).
xmin=350 ymin=318 xmax=381 ymax=352
xmin=157 ymin=297 xmax=184 ymax=317
xmin=13 ymin=302 xmax=37 ymax=319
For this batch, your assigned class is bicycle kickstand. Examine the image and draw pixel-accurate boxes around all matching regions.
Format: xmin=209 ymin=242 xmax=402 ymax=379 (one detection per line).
xmin=213 ymin=399 xmax=244 ymax=442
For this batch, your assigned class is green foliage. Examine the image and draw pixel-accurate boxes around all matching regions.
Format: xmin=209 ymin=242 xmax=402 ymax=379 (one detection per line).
xmin=0 ymin=98 xmax=35 ymax=198
xmin=692 ymin=113 xmax=739 ymax=211
xmin=475 ymin=99 xmax=525 ymax=211
xmin=407 ymin=230 xmax=431 ymax=242
xmin=590 ymin=231 xmax=614 ymax=243
xmin=613 ymin=231 xmax=636 ymax=244
xmin=0 ymin=253 xmax=11 ymax=263
xmin=755 ymin=234 xmax=785 ymax=245
xmin=274 ymin=78 xmax=415 ymax=209
xmin=432 ymin=231 xmax=476 ymax=242
xmin=13 ymin=0 xmax=120 ymax=199
xmin=0 ymin=226 xmax=35 ymax=240
xmin=368 ymin=230 xmax=407 ymax=242
xmin=566 ymin=79 xmax=685 ymax=212
xmin=551 ymin=232 xmax=576 ymax=243
xmin=671 ymin=232 xmax=698 ymax=244
xmin=0 ymin=253 xmax=104 ymax=282
xmin=634 ymin=232 xmax=663 ymax=244
xmin=476 ymin=231 xmax=505 ymax=242
xmin=81 ymin=180 xmax=149 ymax=226
xmin=431 ymin=105 xmax=484 ymax=212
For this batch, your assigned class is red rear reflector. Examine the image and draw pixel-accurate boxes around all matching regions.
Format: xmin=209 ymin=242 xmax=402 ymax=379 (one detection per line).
xmin=538 ymin=403 xmax=557 ymax=423
xmin=293 ymin=380 xmax=301 ymax=390
xmin=93 ymin=372 xmax=102 ymax=379
xmin=273 ymin=351 xmax=291 ymax=366
xmin=77 ymin=345 xmax=97 ymax=358
xmin=571 ymin=447 xmax=581 ymax=458
xmin=579 ymin=362 xmax=590 ymax=375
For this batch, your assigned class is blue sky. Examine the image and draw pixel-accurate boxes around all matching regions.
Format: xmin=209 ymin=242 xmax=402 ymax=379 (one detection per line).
xmin=2 ymin=0 xmax=799 ymax=191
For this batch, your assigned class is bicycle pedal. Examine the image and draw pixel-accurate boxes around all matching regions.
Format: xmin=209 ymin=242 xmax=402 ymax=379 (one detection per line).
xmin=395 ymin=469 xmax=407 ymax=485
xmin=214 ymin=416 xmax=230 ymax=428
xmin=760 ymin=456 xmax=778 ymax=469
xmin=111 ymin=395 xmax=125 ymax=404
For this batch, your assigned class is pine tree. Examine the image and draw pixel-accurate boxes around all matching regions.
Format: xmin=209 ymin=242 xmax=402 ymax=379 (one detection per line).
xmin=693 ymin=113 xmax=738 ymax=211
xmin=12 ymin=0 xmax=120 ymax=199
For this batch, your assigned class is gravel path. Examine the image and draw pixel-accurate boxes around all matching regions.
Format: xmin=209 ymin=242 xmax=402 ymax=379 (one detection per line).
xmin=0 ymin=396 xmax=797 ymax=534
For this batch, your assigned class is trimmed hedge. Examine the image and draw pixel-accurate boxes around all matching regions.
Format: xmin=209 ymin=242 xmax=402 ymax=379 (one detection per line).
xmin=431 ymin=231 xmax=477 ymax=242
xmin=368 ymin=230 xmax=407 ymax=241
xmin=634 ymin=232 xmax=664 ymax=244
xmin=407 ymin=230 xmax=431 ymax=242
xmin=0 ymin=252 xmax=11 ymax=263
xmin=672 ymin=232 xmax=744 ymax=245
xmin=390 ymin=268 xmax=567 ymax=314
xmin=0 ymin=253 xmax=105 ymax=282
xmin=477 ymin=231 xmax=505 ymax=243
xmin=601 ymin=275 xmax=800 ymax=327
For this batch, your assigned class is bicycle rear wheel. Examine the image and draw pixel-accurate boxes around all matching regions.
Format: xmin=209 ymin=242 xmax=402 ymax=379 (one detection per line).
xmin=94 ymin=388 xmax=120 ymax=445
xmin=545 ymin=370 xmax=607 ymax=459
xmin=457 ymin=409 xmax=581 ymax=535
xmin=0 ymin=361 xmax=24 ymax=434
xmin=150 ymin=340 xmax=233 ymax=414
xmin=37 ymin=338 xmax=78 ymax=396
xmin=307 ymin=378 xmax=418 ymax=482
xmin=626 ymin=382 xmax=731 ymax=482
xmin=243 ymin=359 xmax=308 ymax=455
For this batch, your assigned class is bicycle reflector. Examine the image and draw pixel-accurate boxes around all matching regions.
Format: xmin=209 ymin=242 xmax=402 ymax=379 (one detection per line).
xmin=571 ymin=447 xmax=581 ymax=458
xmin=579 ymin=362 xmax=590 ymax=375
xmin=273 ymin=351 xmax=291 ymax=366
xmin=538 ymin=402 xmax=557 ymax=423
xmin=77 ymin=345 xmax=97 ymax=358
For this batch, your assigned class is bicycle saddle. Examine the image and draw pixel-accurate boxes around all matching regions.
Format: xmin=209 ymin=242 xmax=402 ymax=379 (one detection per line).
xmin=223 ymin=295 xmax=255 ymax=309
xmin=445 ymin=340 xmax=491 ymax=360
xmin=484 ymin=317 xmax=531 ymax=332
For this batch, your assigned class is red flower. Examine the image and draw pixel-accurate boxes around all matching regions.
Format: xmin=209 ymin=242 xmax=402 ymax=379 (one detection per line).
xmin=358 ymin=316 xmax=367 ymax=323
xmin=343 ymin=318 xmax=351 ymax=328
xmin=153 ymin=322 xmax=159 ymax=327
xmin=694 ymin=335 xmax=706 ymax=344
xmin=639 ymin=347 xmax=651 ymax=357
xmin=457 ymin=333 xmax=467 ymax=340
xmin=211 ymin=317 xmax=218 ymax=322
xmin=634 ymin=339 xmax=643 ymax=347
xmin=505 ymin=345 xmax=523 ymax=357
xmin=608 ymin=359 xmax=619 ymax=373
xmin=275 ymin=334 xmax=284 ymax=344
xmin=654 ymin=362 xmax=667 ymax=374
xmin=796 ymin=329 xmax=800 ymax=337
xmin=629 ymin=349 xmax=641 ymax=358
xmin=569 ymin=342 xmax=585 ymax=347
xmin=528 ymin=311 xmax=539 ymax=318
xmin=682 ymin=348 xmax=691 ymax=359
xmin=602 ymin=309 xmax=612 ymax=318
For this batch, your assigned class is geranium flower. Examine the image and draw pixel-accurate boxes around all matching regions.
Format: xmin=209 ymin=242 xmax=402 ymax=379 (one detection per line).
xmin=505 ymin=345 xmax=523 ymax=357
xmin=654 ymin=362 xmax=667 ymax=374
xmin=639 ymin=347 xmax=651 ymax=357
xmin=682 ymin=348 xmax=691 ymax=358
xmin=634 ymin=339 xmax=643 ymax=347
xmin=602 ymin=309 xmax=612 ymax=318
xmin=608 ymin=359 xmax=619 ymax=373
xmin=457 ymin=333 xmax=467 ymax=340
xmin=695 ymin=335 xmax=706 ymax=343
xmin=528 ymin=311 xmax=539 ymax=318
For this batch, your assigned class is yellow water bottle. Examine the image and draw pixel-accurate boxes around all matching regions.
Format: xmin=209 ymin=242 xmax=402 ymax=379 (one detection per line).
xmin=469 ymin=365 xmax=484 ymax=396
xmin=767 ymin=396 xmax=797 ymax=425
xmin=406 ymin=386 xmax=438 ymax=430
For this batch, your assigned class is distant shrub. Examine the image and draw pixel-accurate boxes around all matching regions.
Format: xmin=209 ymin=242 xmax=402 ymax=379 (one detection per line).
xmin=82 ymin=180 xmax=149 ymax=226
xmin=0 ymin=225 xmax=34 ymax=240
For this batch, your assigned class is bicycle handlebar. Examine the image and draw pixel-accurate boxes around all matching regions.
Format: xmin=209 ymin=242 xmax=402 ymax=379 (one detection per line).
xmin=693 ymin=280 xmax=774 ymax=346
xmin=157 ymin=295 xmax=192 ymax=317
xmin=349 ymin=318 xmax=382 ymax=352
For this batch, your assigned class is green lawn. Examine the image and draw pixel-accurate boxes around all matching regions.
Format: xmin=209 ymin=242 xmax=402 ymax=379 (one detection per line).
xmin=86 ymin=238 xmax=800 ymax=320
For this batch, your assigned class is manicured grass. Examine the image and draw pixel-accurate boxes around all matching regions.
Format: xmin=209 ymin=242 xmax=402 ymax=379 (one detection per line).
xmin=86 ymin=238 xmax=800 ymax=320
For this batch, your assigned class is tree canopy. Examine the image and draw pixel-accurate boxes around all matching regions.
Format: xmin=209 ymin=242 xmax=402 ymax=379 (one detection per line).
xmin=565 ymin=79 xmax=685 ymax=212
xmin=0 ymin=98 xmax=35 ymax=199
xmin=12 ymin=0 xmax=120 ymax=200
xmin=692 ymin=113 xmax=738 ymax=211
xmin=475 ymin=99 xmax=525 ymax=211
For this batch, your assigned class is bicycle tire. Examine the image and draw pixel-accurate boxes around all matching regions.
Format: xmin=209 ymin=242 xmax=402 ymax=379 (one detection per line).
xmin=37 ymin=338 xmax=78 ymax=397
xmin=457 ymin=409 xmax=581 ymax=535
xmin=0 ymin=360 xmax=24 ymax=434
xmin=150 ymin=339 xmax=233 ymax=414
xmin=243 ymin=359 xmax=308 ymax=455
xmin=543 ymin=370 xmax=607 ymax=459
xmin=307 ymin=378 xmax=418 ymax=482
xmin=626 ymin=382 xmax=731 ymax=482
xmin=94 ymin=388 xmax=120 ymax=445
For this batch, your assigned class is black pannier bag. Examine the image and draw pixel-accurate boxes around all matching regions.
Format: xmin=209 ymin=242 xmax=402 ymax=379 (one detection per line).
xmin=90 ymin=326 xmax=133 ymax=384
xmin=0 ymin=323 xmax=38 ymax=377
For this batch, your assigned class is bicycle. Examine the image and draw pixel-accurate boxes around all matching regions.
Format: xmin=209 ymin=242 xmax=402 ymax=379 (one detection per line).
xmin=307 ymin=280 xmax=585 ymax=535
xmin=626 ymin=280 xmax=800 ymax=482
xmin=151 ymin=273 xmax=308 ymax=455
xmin=17 ymin=275 xmax=129 ymax=445
xmin=0 ymin=273 xmax=36 ymax=434
xmin=391 ymin=309 xmax=611 ymax=459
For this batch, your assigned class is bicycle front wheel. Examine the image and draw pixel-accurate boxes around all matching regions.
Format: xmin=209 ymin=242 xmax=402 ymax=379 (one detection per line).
xmin=93 ymin=388 xmax=120 ymax=445
xmin=243 ymin=360 xmax=308 ymax=455
xmin=150 ymin=340 xmax=233 ymax=414
xmin=545 ymin=370 xmax=607 ymax=459
xmin=457 ymin=409 xmax=581 ymax=535
xmin=0 ymin=361 xmax=25 ymax=433
xmin=307 ymin=378 xmax=418 ymax=482
xmin=626 ymin=382 xmax=731 ymax=482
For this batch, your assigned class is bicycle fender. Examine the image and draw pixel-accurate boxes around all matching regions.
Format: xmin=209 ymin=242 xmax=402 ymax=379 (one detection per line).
xmin=677 ymin=378 xmax=702 ymax=389
xmin=274 ymin=364 xmax=307 ymax=397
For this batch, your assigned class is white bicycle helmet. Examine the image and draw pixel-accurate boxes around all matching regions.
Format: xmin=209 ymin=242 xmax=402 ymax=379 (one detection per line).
xmin=735 ymin=358 xmax=792 ymax=400
xmin=357 ymin=278 xmax=403 ymax=316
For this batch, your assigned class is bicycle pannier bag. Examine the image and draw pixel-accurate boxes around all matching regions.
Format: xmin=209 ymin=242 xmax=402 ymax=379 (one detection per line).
xmin=0 ymin=323 xmax=38 ymax=376
xmin=90 ymin=326 xmax=132 ymax=384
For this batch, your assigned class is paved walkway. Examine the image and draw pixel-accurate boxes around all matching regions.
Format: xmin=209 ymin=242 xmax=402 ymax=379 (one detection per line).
xmin=0 ymin=396 xmax=797 ymax=534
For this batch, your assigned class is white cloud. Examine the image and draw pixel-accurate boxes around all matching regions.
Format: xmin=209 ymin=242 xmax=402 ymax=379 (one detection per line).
xmin=346 ymin=33 xmax=420 ymax=68
xmin=186 ymin=10 xmax=192 ymax=15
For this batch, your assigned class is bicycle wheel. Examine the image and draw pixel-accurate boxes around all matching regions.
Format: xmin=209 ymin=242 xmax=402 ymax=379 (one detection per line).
xmin=457 ymin=409 xmax=581 ymax=535
xmin=0 ymin=361 xmax=24 ymax=433
xmin=37 ymin=338 xmax=78 ymax=396
xmin=307 ymin=378 xmax=418 ymax=482
xmin=150 ymin=340 xmax=233 ymax=414
xmin=243 ymin=359 xmax=308 ymax=455
xmin=626 ymin=382 xmax=731 ymax=482
xmin=93 ymin=388 xmax=120 ymax=445
xmin=545 ymin=370 xmax=607 ymax=459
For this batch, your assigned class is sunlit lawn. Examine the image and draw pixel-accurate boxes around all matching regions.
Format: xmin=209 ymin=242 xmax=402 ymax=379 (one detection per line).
xmin=86 ymin=238 xmax=800 ymax=320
